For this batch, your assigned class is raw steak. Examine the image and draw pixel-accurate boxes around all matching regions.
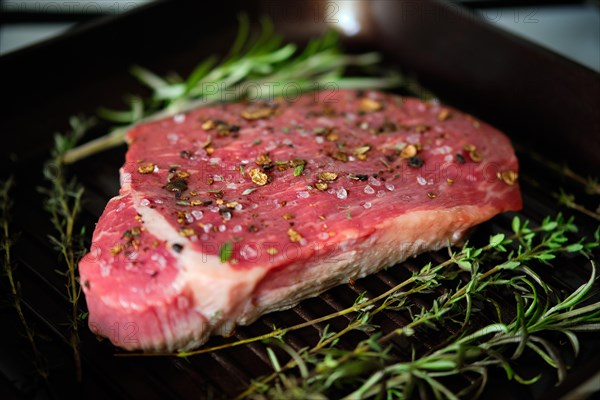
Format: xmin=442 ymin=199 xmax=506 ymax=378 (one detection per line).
xmin=80 ymin=90 xmax=521 ymax=351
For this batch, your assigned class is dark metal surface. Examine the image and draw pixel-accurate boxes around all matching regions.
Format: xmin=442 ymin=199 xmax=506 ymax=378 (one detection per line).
xmin=1 ymin=1 xmax=598 ymax=399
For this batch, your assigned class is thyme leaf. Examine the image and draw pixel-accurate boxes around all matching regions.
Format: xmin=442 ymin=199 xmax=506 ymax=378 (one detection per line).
xmin=38 ymin=115 xmax=95 ymax=382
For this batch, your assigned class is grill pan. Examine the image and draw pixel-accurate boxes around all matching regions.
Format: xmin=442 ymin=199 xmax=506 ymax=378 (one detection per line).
xmin=1 ymin=1 xmax=598 ymax=399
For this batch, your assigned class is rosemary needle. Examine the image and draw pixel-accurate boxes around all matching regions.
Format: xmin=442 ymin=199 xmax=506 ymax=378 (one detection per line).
xmin=63 ymin=17 xmax=402 ymax=164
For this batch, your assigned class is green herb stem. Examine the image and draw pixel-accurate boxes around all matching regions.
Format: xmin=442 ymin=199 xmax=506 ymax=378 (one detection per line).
xmin=40 ymin=116 xmax=94 ymax=382
xmin=237 ymin=214 xmax=599 ymax=398
xmin=2 ymin=178 xmax=49 ymax=381
xmin=63 ymin=18 xmax=401 ymax=164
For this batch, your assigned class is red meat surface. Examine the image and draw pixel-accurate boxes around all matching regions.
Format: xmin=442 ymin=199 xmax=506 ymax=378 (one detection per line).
xmin=80 ymin=90 xmax=521 ymax=351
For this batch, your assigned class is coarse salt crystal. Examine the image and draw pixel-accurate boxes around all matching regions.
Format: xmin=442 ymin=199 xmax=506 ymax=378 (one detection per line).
xmin=191 ymin=210 xmax=203 ymax=220
xmin=385 ymin=183 xmax=395 ymax=191
xmin=218 ymin=224 xmax=226 ymax=232
xmin=407 ymin=133 xmax=420 ymax=143
xmin=363 ymin=202 xmax=372 ymax=209
xmin=377 ymin=190 xmax=386 ymax=198
xmin=337 ymin=187 xmax=348 ymax=200
xmin=241 ymin=244 xmax=258 ymax=260
xmin=368 ymin=176 xmax=382 ymax=186
xmin=174 ymin=114 xmax=185 ymax=123
xmin=233 ymin=225 xmax=242 ymax=233
xmin=140 ymin=199 xmax=150 ymax=206
xmin=297 ymin=191 xmax=310 ymax=199
xmin=167 ymin=133 xmax=179 ymax=144
xmin=185 ymin=213 xmax=194 ymax=223
xmin=417 ymin=176 xmax=427 ymax=186
xmin=431 ymin=145 xmax=451 ymax=155
xmin=364 ymin=185 xmax=375 ymax=194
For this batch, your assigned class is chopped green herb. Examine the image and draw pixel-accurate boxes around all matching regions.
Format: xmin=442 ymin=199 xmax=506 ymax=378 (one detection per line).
xmin=219 ymin=241 xmax=233 ymax=263
xmin=293 ymin=164 xmax=304 ymax=177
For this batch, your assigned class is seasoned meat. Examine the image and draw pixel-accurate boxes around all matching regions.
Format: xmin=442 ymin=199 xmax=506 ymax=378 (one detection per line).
xmin=79 ymin=90 xmax=521 ymax=351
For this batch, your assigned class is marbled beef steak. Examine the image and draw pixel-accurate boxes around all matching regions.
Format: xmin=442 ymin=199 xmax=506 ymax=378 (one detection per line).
xmin=79 ymin=90 xmax=521 ymax=351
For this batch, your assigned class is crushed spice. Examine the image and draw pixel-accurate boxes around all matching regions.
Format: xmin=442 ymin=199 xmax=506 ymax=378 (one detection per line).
xmin=201 ymin=119 xmax=215 ymax=130
xmin=437 ymin=109 xmax=451 ymax=121
xmin=354 ymin=144 xmax=371 ymax=160
xmin=179 ymin=228 xmax=196 ymax=237
xmin=331 ymin=150 xmax=349 ymax=162
xmin=319 ymin=172 xmax=338 ymax=181
xmin=497 ymin=170 xmax=518 ymax=185
xmin=255 ymin=154 xmax=272 ymax=167
xmin=138 ymin=163 xmax=155 ymax=174
xmin=358 ymin=98 xmax=383 ymax=113
xmin=249 ymin=167 xmax=269 ymax=186
xmin=290 ymin=158 xmax=307 ymax=168
xmin=287 ymin=228 xmax=303 ymax=243
xmin=400 ymin=144 xmax=418 ymax=159
xmin=348 ymin=173 xmax=369 ymax=181
xmin=315 ymin=182 xmax=328 ymax=191
xmin=241 ymin=106 xmax=275 ymax=120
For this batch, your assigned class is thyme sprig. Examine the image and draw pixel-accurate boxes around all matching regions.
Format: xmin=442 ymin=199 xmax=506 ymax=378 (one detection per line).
xmin=232 ymin=214 xmax=598 ymax=399
xmin=1 ymin=177 xmax=49 ymax=381
xmin=63 ymin=16 xmax=402 ymax=164
xmin=556 ymin=189 xmax=600 ymax=222
xmin=39 ymin=116 xmax=95 ymax=382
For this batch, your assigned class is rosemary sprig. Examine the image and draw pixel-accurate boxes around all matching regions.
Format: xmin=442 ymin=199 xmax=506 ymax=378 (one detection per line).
xmin=1 ymin=177 xmax=49 ymax=381
xmin=231 ymin=214 xmax=598 ymax=399
xmin=63 ymin=16 xmax=402 ymax=164
xmin=39 ymin=116 xmax=95 ymax=382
